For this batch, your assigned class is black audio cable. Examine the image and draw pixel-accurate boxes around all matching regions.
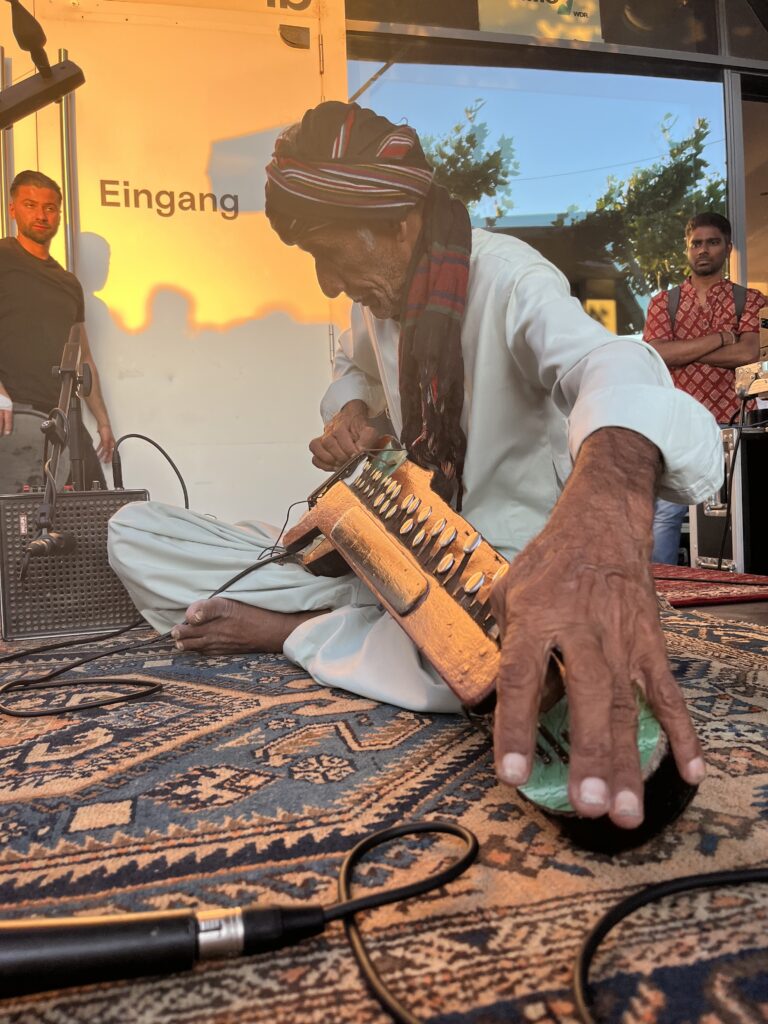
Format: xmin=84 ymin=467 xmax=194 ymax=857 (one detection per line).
xmin=0 ymin=619 xmax=146 ymax=665
xmin=573 ymin=866 xmax=768 ymax=1023
xmin=0 ymin=549 xmax=290 ymax=717
xmin=0 ymin=441 xmax=397 ymax=717
xmin=0 ymin=627 xmax=167 ymax=715
xmin=111 ymin=433 xmax=190 ymax=508
xmin=0 ymin=819 xmax=478 ymax=1024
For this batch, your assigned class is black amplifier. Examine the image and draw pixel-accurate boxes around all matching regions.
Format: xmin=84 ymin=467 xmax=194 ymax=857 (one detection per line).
xmin=0 ymin=489 xmax=149 ymax=641
xmin=689 ymin=427 xmax=768 ymax=573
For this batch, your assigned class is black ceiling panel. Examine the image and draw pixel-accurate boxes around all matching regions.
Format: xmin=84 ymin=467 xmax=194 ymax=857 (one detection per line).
xmin=345 ymin=0 xmax=479 ymax=31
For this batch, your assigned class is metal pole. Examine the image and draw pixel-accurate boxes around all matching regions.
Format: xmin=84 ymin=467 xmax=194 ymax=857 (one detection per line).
xmin=0 ymin=47 xmax=10 ymax=238
xmin=58 ymin=47 xmax=77 ymax=272
xmin=723 ymin=68 xmax=747 ymax=284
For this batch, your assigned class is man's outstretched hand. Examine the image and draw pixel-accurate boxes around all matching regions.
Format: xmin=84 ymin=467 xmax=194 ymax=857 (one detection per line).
xmin=489 ymin=427 xmax=706 ymax=829
xmin=309 ymin=399 xmax=380 ymax=471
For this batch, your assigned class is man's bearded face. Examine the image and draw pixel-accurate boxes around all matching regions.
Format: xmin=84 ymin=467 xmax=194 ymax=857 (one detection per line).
xmin=10 ymin=185 xmax=62 ymax=248
xmin=685 ymin=226 xmax=731 ymax=279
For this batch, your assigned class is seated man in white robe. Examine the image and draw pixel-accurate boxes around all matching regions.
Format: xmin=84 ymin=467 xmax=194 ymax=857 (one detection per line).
xmin=108 ymin=100 xmax=723 ymax=831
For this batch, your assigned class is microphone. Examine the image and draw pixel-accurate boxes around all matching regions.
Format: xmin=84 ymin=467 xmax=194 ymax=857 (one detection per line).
xmin=26 ymin=531 xmax=77 ymax=556
xmin=7 ymin=0 xmax=52 ymax=77
xmin=0 ymin=904 xmax=326 ymax=997
xmin=29 ymin=45 xmax=51 ymax=77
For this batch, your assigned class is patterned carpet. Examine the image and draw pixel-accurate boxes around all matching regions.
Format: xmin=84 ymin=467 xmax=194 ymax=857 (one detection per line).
xmin=0 ymin=607 xmax=767 ymax=1023
xmin=652 ymin=564 xmax=768 ymax=607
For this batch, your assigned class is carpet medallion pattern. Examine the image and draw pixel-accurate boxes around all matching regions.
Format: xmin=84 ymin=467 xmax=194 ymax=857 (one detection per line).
xmin=0 ymin=607 xmax=767 ymax=1022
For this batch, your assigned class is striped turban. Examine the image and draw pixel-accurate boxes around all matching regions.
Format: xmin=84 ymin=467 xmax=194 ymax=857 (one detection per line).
xmin=265 ymin=101 xmax=471 ymax=508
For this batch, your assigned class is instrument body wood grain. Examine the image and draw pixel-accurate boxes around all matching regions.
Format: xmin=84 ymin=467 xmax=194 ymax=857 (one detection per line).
xmin=285 ymin=458 xmax=506 ymax=709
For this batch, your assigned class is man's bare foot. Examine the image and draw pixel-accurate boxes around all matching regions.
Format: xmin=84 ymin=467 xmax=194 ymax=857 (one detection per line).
xmin=169 ymin=597 xmax=325 ymax=655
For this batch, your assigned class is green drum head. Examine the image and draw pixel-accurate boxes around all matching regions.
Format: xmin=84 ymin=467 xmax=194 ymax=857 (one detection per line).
xmin=519 ymin=690 xmax=664 ymax=815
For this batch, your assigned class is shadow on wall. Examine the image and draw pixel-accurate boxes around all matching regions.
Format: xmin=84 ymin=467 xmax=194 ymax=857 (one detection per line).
xmin=78 ymin=232 xmax=114 ymax=345
xmin=75 ymin=231 xmax=332 ymax=521
xmin=207 ymin=126 xmax=286 ymax=215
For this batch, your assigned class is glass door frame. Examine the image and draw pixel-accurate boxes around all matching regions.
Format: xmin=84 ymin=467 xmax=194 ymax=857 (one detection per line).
xmin=347 ymin=8 xmax=768 ymax=287
xmin=730 ymin=71 xmax=768 ymax=286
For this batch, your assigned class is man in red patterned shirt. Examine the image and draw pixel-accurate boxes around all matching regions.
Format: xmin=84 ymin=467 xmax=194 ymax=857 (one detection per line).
xmin=643 ymin=211 xmax=762 ymax=563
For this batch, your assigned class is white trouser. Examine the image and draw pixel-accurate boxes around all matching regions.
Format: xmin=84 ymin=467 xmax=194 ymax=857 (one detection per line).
xmin=108 ymin=501 xmax=461 ymax=714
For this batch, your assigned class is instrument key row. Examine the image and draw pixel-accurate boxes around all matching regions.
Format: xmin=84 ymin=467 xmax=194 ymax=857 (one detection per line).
xmin=352 ymin=461 xmax=508 ymax=638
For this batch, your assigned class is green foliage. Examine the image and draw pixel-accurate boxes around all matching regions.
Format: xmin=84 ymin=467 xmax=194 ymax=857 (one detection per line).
xmin=558 ymin=115 xmax=726 ymax=295
xmin=421 ymin=100 xmax=519 ymax=220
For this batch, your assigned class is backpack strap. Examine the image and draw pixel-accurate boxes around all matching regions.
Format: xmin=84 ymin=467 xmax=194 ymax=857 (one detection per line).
xmin=667 ymin=285 xmax=681 ymax=330
xmin=732 ymin=282 xmax=747 ymax=323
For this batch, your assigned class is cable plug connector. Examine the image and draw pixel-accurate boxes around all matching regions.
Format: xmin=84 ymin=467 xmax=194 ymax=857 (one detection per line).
xmin=193 ymin=905 xmax=326 ymax=961
xmin=241 ymin=905 xmax=326 ymax=956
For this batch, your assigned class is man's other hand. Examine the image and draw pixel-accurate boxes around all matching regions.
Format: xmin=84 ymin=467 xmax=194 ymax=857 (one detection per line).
xmin=490 ymin=428 xmax=706 ymax=830
xmin=309 ymin=400 xmax=379 ymax=471
xmin=96 ymin=424 xmax=115 ymax=462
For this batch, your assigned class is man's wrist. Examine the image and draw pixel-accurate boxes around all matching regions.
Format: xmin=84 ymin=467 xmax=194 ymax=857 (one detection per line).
xmin=578 ymin=428 xmax=660 ymax=490
xmin=555 ymin=428 xmax=660 ymax=550
xmin=341 ymin=399 xmax=369 ymax=419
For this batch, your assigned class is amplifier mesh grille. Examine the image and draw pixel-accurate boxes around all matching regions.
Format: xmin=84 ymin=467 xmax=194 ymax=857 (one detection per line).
xmin=0 ymin=490 xmax=148 ymax=640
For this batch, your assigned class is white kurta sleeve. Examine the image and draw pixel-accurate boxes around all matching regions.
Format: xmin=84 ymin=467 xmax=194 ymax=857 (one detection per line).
xmin=508 ymin=259 xmax=724 ymax=505
xmin=562 ymin=341 xmax=724 ymax=503
xmin=319 ymin=305 xmax=388 ymax=425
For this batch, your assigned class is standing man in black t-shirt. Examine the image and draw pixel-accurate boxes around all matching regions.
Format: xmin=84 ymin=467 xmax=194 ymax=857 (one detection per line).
xmin=0 ymin=169 xmax=114 ymax=490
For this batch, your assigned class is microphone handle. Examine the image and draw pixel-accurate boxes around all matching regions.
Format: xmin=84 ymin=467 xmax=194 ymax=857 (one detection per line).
xmin=0 ymin=911 xmax=197 ymax=997
xmin=31 ymin=46 xmax=52 ymax=77
xmin=26 ymin=532 xmax=76 ymax=556
xmin=0 ymin=905 xmax=326 ymax=997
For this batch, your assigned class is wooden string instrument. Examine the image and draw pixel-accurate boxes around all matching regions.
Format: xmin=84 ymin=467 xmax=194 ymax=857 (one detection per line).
xmin=283 ymin=443 xmax=697 ymax=853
